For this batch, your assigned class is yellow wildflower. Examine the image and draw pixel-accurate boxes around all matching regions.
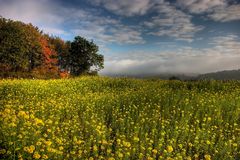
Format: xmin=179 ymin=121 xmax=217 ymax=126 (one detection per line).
xmin=152 ymin=149 xmax=158 ymax=154
xmin=35 ymin=118 xmax=44 ymax=125
xmin=59 ymin=146 xmax=64 ymax=150
xmin=206 ymin=140 xmax=211 ymax=145
xmin=42 ymin=154 xmax=48 ymax=159
xmin=167 ymin=146 xmax=173 ymax=153
xmin=33 ymin=152 xmax=41 ymax=159
xmin=45 ymin=141 xmax=52 ymax=146
xmin=24 ymin=145 xmax=35 ymax=154
xmin=133 ymin=136 xmax=140 ymax=142
xmin=204 ymin=154 xmax=211 ymax=160
xmin=118 ymin=152 xmax=123 ymax=158
xmin=0 ymin=149 xmax=6 ymax=154
xmin=93 ymin=145 xmax=98 ymax=152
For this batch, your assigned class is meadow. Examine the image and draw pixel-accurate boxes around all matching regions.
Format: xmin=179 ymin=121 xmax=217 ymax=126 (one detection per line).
xmin=0 ymin=77 xmax=239 ymax=160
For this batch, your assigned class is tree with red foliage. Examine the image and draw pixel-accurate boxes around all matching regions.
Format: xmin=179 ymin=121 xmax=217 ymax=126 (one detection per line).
xmin=32 ymin=35 xmax=59 ymax=77
xmin=48 ymin=36 xmax=70 ymax=71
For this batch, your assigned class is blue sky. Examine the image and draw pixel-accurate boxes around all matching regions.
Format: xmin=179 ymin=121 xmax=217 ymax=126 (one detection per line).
xmin=0 ymin=0 xmax=240 ymax=75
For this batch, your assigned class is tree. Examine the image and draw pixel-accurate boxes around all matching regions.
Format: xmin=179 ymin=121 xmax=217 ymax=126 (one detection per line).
xmin=0 ymin=17 xmax=43 ymax=72
xmin=48 ymin=36 xmax=70 ymax=71
xmin=169 ymin=76 xmax=181 ymax=81
xmin=69 ymin=36 xmax=104 ymax=76
xmin=0 ymin=17 xmax=104 ymax=78
xmin=36 ymin=35 xmax=58 ymax=74
xmin=23 ymin=24 xmax=43 ymax=71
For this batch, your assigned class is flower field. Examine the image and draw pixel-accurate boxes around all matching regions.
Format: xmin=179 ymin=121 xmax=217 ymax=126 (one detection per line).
xmin=0 ymin=77 xmax=239 ymax=160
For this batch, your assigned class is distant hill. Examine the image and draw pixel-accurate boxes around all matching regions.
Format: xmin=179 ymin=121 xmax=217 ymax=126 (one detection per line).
xmin=198 ymin=69 xmax=240 ymax=80
xmin=104 ymin=73 xmax=198 ymax=80
xmin=104 ymin=69 xmax=240 ymax=80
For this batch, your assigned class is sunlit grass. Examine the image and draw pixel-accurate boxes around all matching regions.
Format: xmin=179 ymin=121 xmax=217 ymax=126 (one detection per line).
xmin=0 ymin=77 xmax=239 ymax=159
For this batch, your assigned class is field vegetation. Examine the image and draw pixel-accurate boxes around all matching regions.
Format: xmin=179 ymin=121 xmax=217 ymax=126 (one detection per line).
xmin=0 ymin=77 xmax=239 ymax=159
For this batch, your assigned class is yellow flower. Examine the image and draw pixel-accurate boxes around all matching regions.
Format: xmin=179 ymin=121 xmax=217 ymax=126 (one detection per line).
xmin=186 ymin=156 xmax=191 ymax=160
xmin=117 ymin=139 xmax=121 ymax=144
xmin=4 ymin=108 xmax=11 ymax=114
xmin=233 ymin=143 xmax=237 ymax=147
xmin=133 ymin=136 xmax=140 ymax=142
xmin=18 ymin=154 xmax=22 ymax=159
xmin=204 ymin=154 xmax=211 ymax=160
xmin=188 ymin=143 xmax=193 ymax=147
xmin=152 ymin=149 xmax=158 ymax=154
xmin=102 ymin=140 xmax=108 ymax=145
xmin=167 ymin=146 xmax=173 ymax=153
xmin=107 ymin=149 xmax=112 ymax=154
xmin=93 ymin=145 xmax=98 ymax=152
xmin=26 ymin=145 xmax=35 ymax=153
xmin=45 ymin=141 xmax=52 ymax=146
xmin=194 ymin=154 xmax=199 ymax=158
xmin=35 ymin=118 xmax=44 ymax=125
xmin=36 ymin=141 xmax=42 ymax=146
xmin=23 ymin=147 xmax=28 ymax=152
xmin=0 ymin=149 xmax=6 ymax=154
xmin=59 ymin=146 xmax=64 ymax=150
xmin=206 ymin=140 xmax=211 ymax=145
xmin=18 ymin=134 xmax=23 ymax=139
xmin=18 ymin=111 xmax=26 ymax=117
xmin=118 ymin=152 xmax=123 ymax=158
xmin=178 ymin=144 xmax=183 ymax=149
xmin=33 ymin=152 xmax=41 ymax=159
xmin=123 ymin=141 xmax=131 ymax=148
xmin=42 ymin=154 xmax=48 ymax=159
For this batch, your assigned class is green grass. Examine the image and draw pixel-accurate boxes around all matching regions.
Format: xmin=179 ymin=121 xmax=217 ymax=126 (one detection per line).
xmin=0 ymin=77 xmax=239 ymax=160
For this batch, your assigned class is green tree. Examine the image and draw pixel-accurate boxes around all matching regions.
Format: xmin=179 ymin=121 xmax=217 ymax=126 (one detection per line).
xmin=0 ymin=17 xmax=43 ymax=72
xmin=48 ymin=36 xmax=70 ymax=71
xmin=69 ymin=36 xmax=104 ymax=76
xmin=24 ymin=24 xmax=43 ymax=71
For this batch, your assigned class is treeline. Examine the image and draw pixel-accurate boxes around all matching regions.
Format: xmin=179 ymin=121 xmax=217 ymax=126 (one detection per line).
xmin=0 ymin=17 xmax=104 ymax=78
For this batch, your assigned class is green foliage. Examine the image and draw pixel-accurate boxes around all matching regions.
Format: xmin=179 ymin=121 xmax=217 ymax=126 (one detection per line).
xmin=169 ymin=76 xmax=181 ymax=80
xmin=48 ymin=36 xmax=71 ymax=70
xmin=0 ymin=17 xmax=104 ymax=78
xmin=0 ymin=77 xmax=239 ymax=159
xmin=0 ymin=17 xmax=43 ymax=72
xmin=69 ymin=36 xmax=104 ymax=76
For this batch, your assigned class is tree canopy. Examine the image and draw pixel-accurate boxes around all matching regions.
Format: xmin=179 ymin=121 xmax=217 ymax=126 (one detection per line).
xmin=69 ymin=36 xmax=104 ymax=76
xmin=0 ymin=17 xmax=43 ymax=72
xmin=0 ymin=17 xmax=104 ymax=78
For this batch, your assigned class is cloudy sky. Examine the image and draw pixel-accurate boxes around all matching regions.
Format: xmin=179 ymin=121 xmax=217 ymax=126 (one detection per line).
xmin=0 ymin=0 xmax=240 ymax=75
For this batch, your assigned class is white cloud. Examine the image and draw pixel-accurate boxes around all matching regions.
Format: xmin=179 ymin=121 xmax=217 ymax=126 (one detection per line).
xmin=41 ymin=27 xmax=69 ymax=36
xmin=72 ymin=20 xmax=145 ymax=45
xmin=208 ymin=5 xmax=240 ymax=22
xmin=0 ymin=0 xmax=64 ymax=26
xmin=144 ymin=1 xmax=204 ymax=42
xmin=0 ymin=0 xmax=145 ymax=45
xmin=210 ymin=35 xmax=240 ymax=54
xmin=90 ymin=0 xmax=154 ymax=16
xmin=177 ymin=0 xmax=226 ymax=13
xmin=0 ymin=0 xmax=70 ymax=39
xmin=101 ymin=35 xmax=240 ymax=75
xmin=176 ymin=0 xmax=240 ymax=22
